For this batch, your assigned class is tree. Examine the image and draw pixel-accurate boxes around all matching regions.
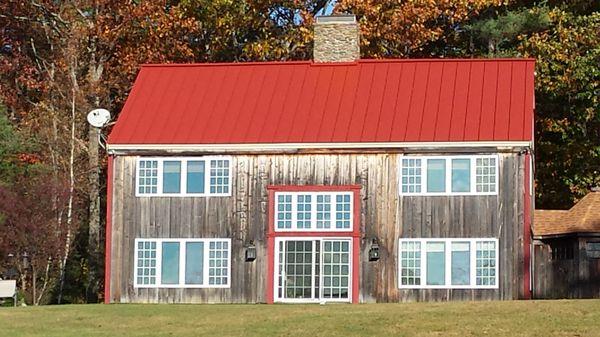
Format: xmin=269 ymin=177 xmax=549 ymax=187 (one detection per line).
xmin=519 ymin=10 xmax=600 ymax=207
xmin=336 ymin=0 xmax=507 ymax=57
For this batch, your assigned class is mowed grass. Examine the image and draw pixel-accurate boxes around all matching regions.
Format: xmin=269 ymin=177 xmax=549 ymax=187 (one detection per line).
xmin=1 ymin=300 xmax=599 ymax=336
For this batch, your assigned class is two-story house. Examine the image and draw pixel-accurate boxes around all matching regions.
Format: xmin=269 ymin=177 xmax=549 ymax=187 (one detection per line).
xmin=104 ymin=15 xmax=535 ymax=304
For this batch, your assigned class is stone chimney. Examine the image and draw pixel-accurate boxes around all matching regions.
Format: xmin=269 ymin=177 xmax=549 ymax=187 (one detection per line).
xmin=313 ymin=15 xmax=360 ymax=63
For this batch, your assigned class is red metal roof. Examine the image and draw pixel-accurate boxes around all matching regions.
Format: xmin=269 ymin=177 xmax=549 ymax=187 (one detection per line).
xmin=108 ymin=59 xmax=535 ymax=145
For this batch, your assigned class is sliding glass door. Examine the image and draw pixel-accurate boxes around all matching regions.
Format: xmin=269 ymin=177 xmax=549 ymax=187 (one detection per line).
xmin=275 ymin=238 xmax=351 ymax=303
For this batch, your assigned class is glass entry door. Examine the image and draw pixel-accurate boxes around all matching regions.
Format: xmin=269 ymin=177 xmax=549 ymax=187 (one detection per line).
xmin=275 ymin=238 xmax=351 ymax=303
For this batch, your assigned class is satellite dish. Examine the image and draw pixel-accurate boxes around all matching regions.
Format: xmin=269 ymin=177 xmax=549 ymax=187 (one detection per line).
xmin=87 ymin=108 xmax=111 ymax=128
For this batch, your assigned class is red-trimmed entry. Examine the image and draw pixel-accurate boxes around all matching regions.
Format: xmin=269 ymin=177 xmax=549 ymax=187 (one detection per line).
xmin=266 ymin=185 xmax=361 ymax=304
xmin=104 ymin=155 xmax=114 ymax=304
xmin=523 ymin=153 xmax=532 ymax=299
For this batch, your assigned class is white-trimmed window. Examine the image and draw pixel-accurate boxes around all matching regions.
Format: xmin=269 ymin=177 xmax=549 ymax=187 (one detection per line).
xmin=274 ymin=192 xmax=353 ymax=231
xmin=398 ymin=238 xmax=498 ymax=289
xmin=399 ymin=155 xmax=498 ymax=196
xmin=134 ymin=238 xmax=231 ymax=288
xmin=136 ymin=157 xmax=231 ymax=197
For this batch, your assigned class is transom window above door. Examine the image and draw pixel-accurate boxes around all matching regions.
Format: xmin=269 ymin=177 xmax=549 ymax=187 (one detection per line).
xmin=136 ymin=156 xmax=231 ymax=197
xmin=399 ymin=155 xmax=499 ymax=196
xmin=274 ymin=192 xmax=353 ymax=231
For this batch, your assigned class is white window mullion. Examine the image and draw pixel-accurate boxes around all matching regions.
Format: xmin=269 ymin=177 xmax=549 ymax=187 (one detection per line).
xmin=494 ymin=239 xmax=499 ymax=287
xmin=204 ymin=159 xmax=211 ymax=196
xmin=422 ymin=160 xmax=428 ymax=195
xmin=420 ymin=240 xmax=426 ymax=287
xmin=445 ymin=159 xmax=451 ymax=194
xmin=311 ymin=240 xmax=316 ymax=300
xmin=291 ymin=194 xmax=298 ymax=231
xmin=311 ymin=193 xmax=318 ymax=230
xmin=470 ymin=158 xmax=476 ymax=194
xmin=157 ymin=159 xmax=164 ymax=195
xmin=203 ymin=240 xmax=210 ymax=286
xmin=180 ymin=160 xmax=187 ymax=196
xmin=280 ymin=239 xmax=285 ymax=300
xmin=470 ymin=239 xmax=477 ymax=287
xmin=445 ymin=240 xmax=452 ymax=286
xmin=179 ymin=240 xmax=186 ymax=286
xmin=156 ymin=239 xmax=163 ymax=287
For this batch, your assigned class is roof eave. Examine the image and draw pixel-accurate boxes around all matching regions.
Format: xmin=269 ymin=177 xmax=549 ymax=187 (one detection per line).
xmin=106 ymin=141 xmax=533 ymax=155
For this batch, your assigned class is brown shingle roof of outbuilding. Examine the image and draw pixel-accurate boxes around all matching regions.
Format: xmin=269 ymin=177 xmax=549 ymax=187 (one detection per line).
xmin=533 ymin=191 xmax=600 ymax=237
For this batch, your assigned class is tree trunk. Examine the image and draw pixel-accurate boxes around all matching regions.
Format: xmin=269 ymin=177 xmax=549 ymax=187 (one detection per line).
xmin=36 ymin=258 xmax=51 ymax=305
xmin=87 ymin=125 xmax=100 ymax=303
xmin=32 ymin=265 xmax=37 ymax=306
xmin=57 ymin=86 xmax=76 ymax=304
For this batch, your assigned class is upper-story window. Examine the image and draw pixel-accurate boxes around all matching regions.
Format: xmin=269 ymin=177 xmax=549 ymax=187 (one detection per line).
xmin=136 ymin=157 xmax=231 ymax=197
xmin=274 ymin=191 xmax=353 ymax=232
xmin=399 ymin=155 xmax=498 ymax=196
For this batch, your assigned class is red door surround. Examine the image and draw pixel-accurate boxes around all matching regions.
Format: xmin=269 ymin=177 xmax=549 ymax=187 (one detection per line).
xmin=266 ymin=185 xmax=361 ymax=304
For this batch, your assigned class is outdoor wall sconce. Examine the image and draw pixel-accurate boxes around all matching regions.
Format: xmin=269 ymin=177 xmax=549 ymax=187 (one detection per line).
xmin=369 ymin=238 xmax=380 ymax=261
xmin=245 ymin=241 xmax=257 ymax=262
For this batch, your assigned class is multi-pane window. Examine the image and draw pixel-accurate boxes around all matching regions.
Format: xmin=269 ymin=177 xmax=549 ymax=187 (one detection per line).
xmin=136 ymin=241 xmax=157 ymax=286
xmin=475 ymin=157 xmax=497 ymax=193
xmin=335 ymin=194 xmax=351 ymax=229
xmin=399 ymin=155 xmax=498 ymax=196
xmin=138 ymin=160 xmax=158 ymax=194
xmin=209 ymin=159 xmax=230 ymax=194
xmin=399 ymin=241 xmax=421 ymax=286
xmin=316 ymin=195 xmax=332 ymax=229
xmin=297 ymin=195 xmax=312 ymax=229
xmin=400 ymin=158 xmax=422 ymax=193
xmin=136 ymin=157 xmax=231 ymax=196
xmin=208 ymin=241 xmax=229 ymax=286
xmin=475 ymin=241 xmax=496 ymax=286
xmin=276 ymin=194 xmax=293 ymax=229
xmin=134 ymin=238 xmax=231 ymax=288
xmin=398 ymin=238 xmax=498 ymax=289
xmin=274 ymin=192 xmax=353 ymax=231
xmin=322 ymin=241 xmax=350 ymax=299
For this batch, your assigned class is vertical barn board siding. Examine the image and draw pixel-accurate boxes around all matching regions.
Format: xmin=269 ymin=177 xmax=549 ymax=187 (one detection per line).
xmin=532 ymin=237 xmax=600 ymax=299
xmin=110 ymin=153 xmax=527 ymax=303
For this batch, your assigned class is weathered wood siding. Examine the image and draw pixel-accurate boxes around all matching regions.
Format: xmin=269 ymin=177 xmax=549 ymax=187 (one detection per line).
xmin=533 ymin=238 xmax=600 ymax=299
xmin=109 ymin=152 xmax=528 ymax=303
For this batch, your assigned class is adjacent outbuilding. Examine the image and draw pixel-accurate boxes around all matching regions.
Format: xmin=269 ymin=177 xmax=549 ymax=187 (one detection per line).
xmin=533 ymin=189 xmax=600 ymax=298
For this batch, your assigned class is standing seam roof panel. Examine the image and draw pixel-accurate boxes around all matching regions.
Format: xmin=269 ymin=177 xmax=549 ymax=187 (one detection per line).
xmin=107 ymin=59 xmax=535 ymax=145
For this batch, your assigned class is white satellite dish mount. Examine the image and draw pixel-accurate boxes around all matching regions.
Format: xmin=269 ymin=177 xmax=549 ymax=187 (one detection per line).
xmin=87 ymin=108 xmax=111 ymax=128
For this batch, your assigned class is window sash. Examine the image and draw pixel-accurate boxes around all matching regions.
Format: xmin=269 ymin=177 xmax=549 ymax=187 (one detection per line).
xmin=399 ymin=155 xmax=499 ymax=196
xmin=274 ymin=192 xmax=354 ymax=232
xmin=398 ymin=238 xmax=498 ymax=289
xmin=134 ymin=238 xmax=231 ymax=288
xmin=135 ymin=156 xmax=231 ymax=197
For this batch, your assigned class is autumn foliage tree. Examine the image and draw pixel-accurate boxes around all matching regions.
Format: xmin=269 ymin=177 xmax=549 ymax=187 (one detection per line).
xmin=336 ymin=0 xmax=508 ymax=57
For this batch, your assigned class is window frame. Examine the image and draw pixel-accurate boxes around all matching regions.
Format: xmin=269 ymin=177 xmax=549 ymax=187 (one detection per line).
xmin=133 ymin=238 xmax=231 ymax=289
xmin=273 ymin=191 xmax=354 ymax=232
xmin=399 ymin=155 xmax=499 ymax=196
xmin=273 ymin=236 xmax=353 ymax=303
xmin=398 ymin=238 xmax=499 ymax=289
xmin=135 ymin=156 xmax=232 ymax=197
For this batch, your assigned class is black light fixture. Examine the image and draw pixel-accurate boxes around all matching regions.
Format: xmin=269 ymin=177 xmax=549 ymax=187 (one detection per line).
xmin=245 ymin=241 xmax=257 ymax=262
xmin=369 ymin=238 xmax=380 ymax=261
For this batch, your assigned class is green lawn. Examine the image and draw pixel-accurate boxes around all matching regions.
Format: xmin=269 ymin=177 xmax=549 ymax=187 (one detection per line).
xmin=1 ymin=300 xmax=599 ymax=336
